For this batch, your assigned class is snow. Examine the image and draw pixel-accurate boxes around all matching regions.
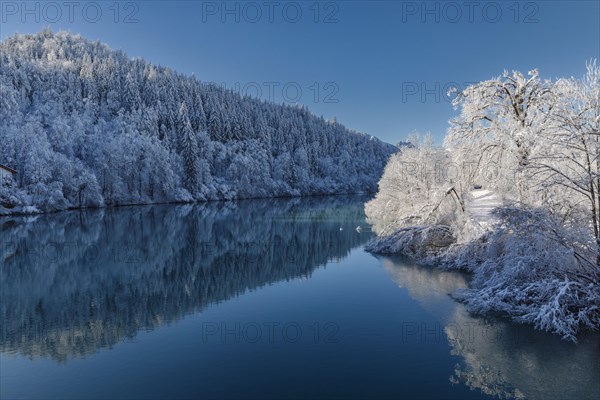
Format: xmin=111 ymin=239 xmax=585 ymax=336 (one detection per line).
xmin=365 ymin=61 xmax=600 ymax=341
xmin=466 ymin=189 xmax=501 ymax=228
xmin=0 ymin=30 xmax=397 ymax=214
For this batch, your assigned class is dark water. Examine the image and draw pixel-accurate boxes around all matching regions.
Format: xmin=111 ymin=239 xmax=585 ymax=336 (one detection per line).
xmin=1 ymin=196 xmax=598 ymax=400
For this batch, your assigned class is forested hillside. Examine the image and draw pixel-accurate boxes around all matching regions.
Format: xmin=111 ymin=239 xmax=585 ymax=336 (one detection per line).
xmin=0 ymin=30 xmax=396 ymax=213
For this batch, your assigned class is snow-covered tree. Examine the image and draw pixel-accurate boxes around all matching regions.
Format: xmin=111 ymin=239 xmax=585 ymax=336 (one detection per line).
xmin=178 ymin=102 xmax=200 ymax=194
xmin=366 ymin=62 xmax=600 ymax=341
xmin=445 ymin=69 xmax=553 ymax=201
xmin=530 ymin=61 xmax=600 ymax=268
xmin=366 ymin=133 xmax=463 ymax=233
xmin=0 ymin=30 xmax=396 ymax=213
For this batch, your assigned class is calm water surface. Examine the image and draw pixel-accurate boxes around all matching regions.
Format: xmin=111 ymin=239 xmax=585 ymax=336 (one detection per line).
xmin=1 ymin=196 xmax=598 ymax=399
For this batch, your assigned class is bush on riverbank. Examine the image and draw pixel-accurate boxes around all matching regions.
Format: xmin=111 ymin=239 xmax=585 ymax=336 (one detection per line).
xmin=367 ymin=206 xmax=600 ymax=341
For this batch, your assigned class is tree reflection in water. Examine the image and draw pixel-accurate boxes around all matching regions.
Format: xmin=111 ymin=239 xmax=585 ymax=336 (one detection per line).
xmin=1 ymin=196 xmax=371 ymax=362
xmin=2 ymin=197 xmax=598 ymax=400
xmin=381 ymin=257 xmax=600 ymax=400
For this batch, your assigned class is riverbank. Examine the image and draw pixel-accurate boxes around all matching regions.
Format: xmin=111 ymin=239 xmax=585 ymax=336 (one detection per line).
xmin=0 ymin=190 xmax=375 ymax=217
xmin=365 ymin=208 xmax=600 ymax=342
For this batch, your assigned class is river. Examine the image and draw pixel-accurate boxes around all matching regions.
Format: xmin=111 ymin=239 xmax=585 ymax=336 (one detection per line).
xmin=1 ymin=196 xmax=598 ymax=399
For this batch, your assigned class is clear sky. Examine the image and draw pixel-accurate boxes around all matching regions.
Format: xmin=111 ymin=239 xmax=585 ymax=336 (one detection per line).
xmin=1 ymin=0 xmax=598 ymax=145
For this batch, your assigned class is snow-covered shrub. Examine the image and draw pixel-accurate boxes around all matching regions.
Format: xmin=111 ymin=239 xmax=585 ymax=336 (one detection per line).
xmin=365 ymin=225 xmax=456 ymax=264
xmin=28 ymin=182 xmax=69 ymax=212
xmin=0 ymin=186 xmax=22 ymax=211
xmin=451 ymin=206 xmax=599 ymax=341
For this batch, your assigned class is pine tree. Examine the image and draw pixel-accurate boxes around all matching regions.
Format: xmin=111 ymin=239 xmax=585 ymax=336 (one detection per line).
xmin=123 ymin=71 xmax=141 ymax=112
xmin=178 ymin=102 xmax=200 ymax=194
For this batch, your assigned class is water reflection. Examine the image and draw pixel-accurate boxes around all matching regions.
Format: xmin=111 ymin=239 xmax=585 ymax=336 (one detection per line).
xmin=0 ymin=196 xmax=371 ymax=362
xmin=381 ymin=256 xmax=600 ymax=400
xmin=3 ymin=198 xmax=598 ymax=400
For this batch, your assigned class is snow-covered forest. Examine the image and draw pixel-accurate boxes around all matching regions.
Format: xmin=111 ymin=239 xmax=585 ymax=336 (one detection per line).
xmin=0 ymin=30 xmax=396 ymax=214
xmin=366 ymin=63 xmax=600 ymax=341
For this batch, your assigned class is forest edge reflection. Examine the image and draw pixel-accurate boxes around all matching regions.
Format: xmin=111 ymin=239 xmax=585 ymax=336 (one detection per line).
xmin=1 ymin=196 xmax=598 ymax=400
xmin=1 ymin=196 xmax=371 ymax=361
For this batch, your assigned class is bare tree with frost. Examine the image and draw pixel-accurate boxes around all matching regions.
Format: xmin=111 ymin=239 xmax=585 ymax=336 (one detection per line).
xmin=530 ymin=60 xmax=600 ymax=269
xmin=445 ymin=69 xmax=553 ymax=202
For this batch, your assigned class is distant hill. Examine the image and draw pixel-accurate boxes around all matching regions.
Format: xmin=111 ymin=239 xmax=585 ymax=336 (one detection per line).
xmin=0 ymin=29 xmax=396 ymax=212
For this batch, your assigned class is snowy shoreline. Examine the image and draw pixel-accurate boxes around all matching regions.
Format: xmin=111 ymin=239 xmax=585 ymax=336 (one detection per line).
xmin=0 ymin=190 xmax=375 ymax=217
xmin=365 ymin=214 xmax=600 ymax=342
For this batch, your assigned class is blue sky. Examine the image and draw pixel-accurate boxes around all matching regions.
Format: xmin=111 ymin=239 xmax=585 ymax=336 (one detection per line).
xmin=1 ymin=0 xmax=598 ymax=145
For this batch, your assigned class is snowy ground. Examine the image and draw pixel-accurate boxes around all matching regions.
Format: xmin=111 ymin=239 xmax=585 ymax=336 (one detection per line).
xmin=466 ymin=189 xmax=502 ymax=229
